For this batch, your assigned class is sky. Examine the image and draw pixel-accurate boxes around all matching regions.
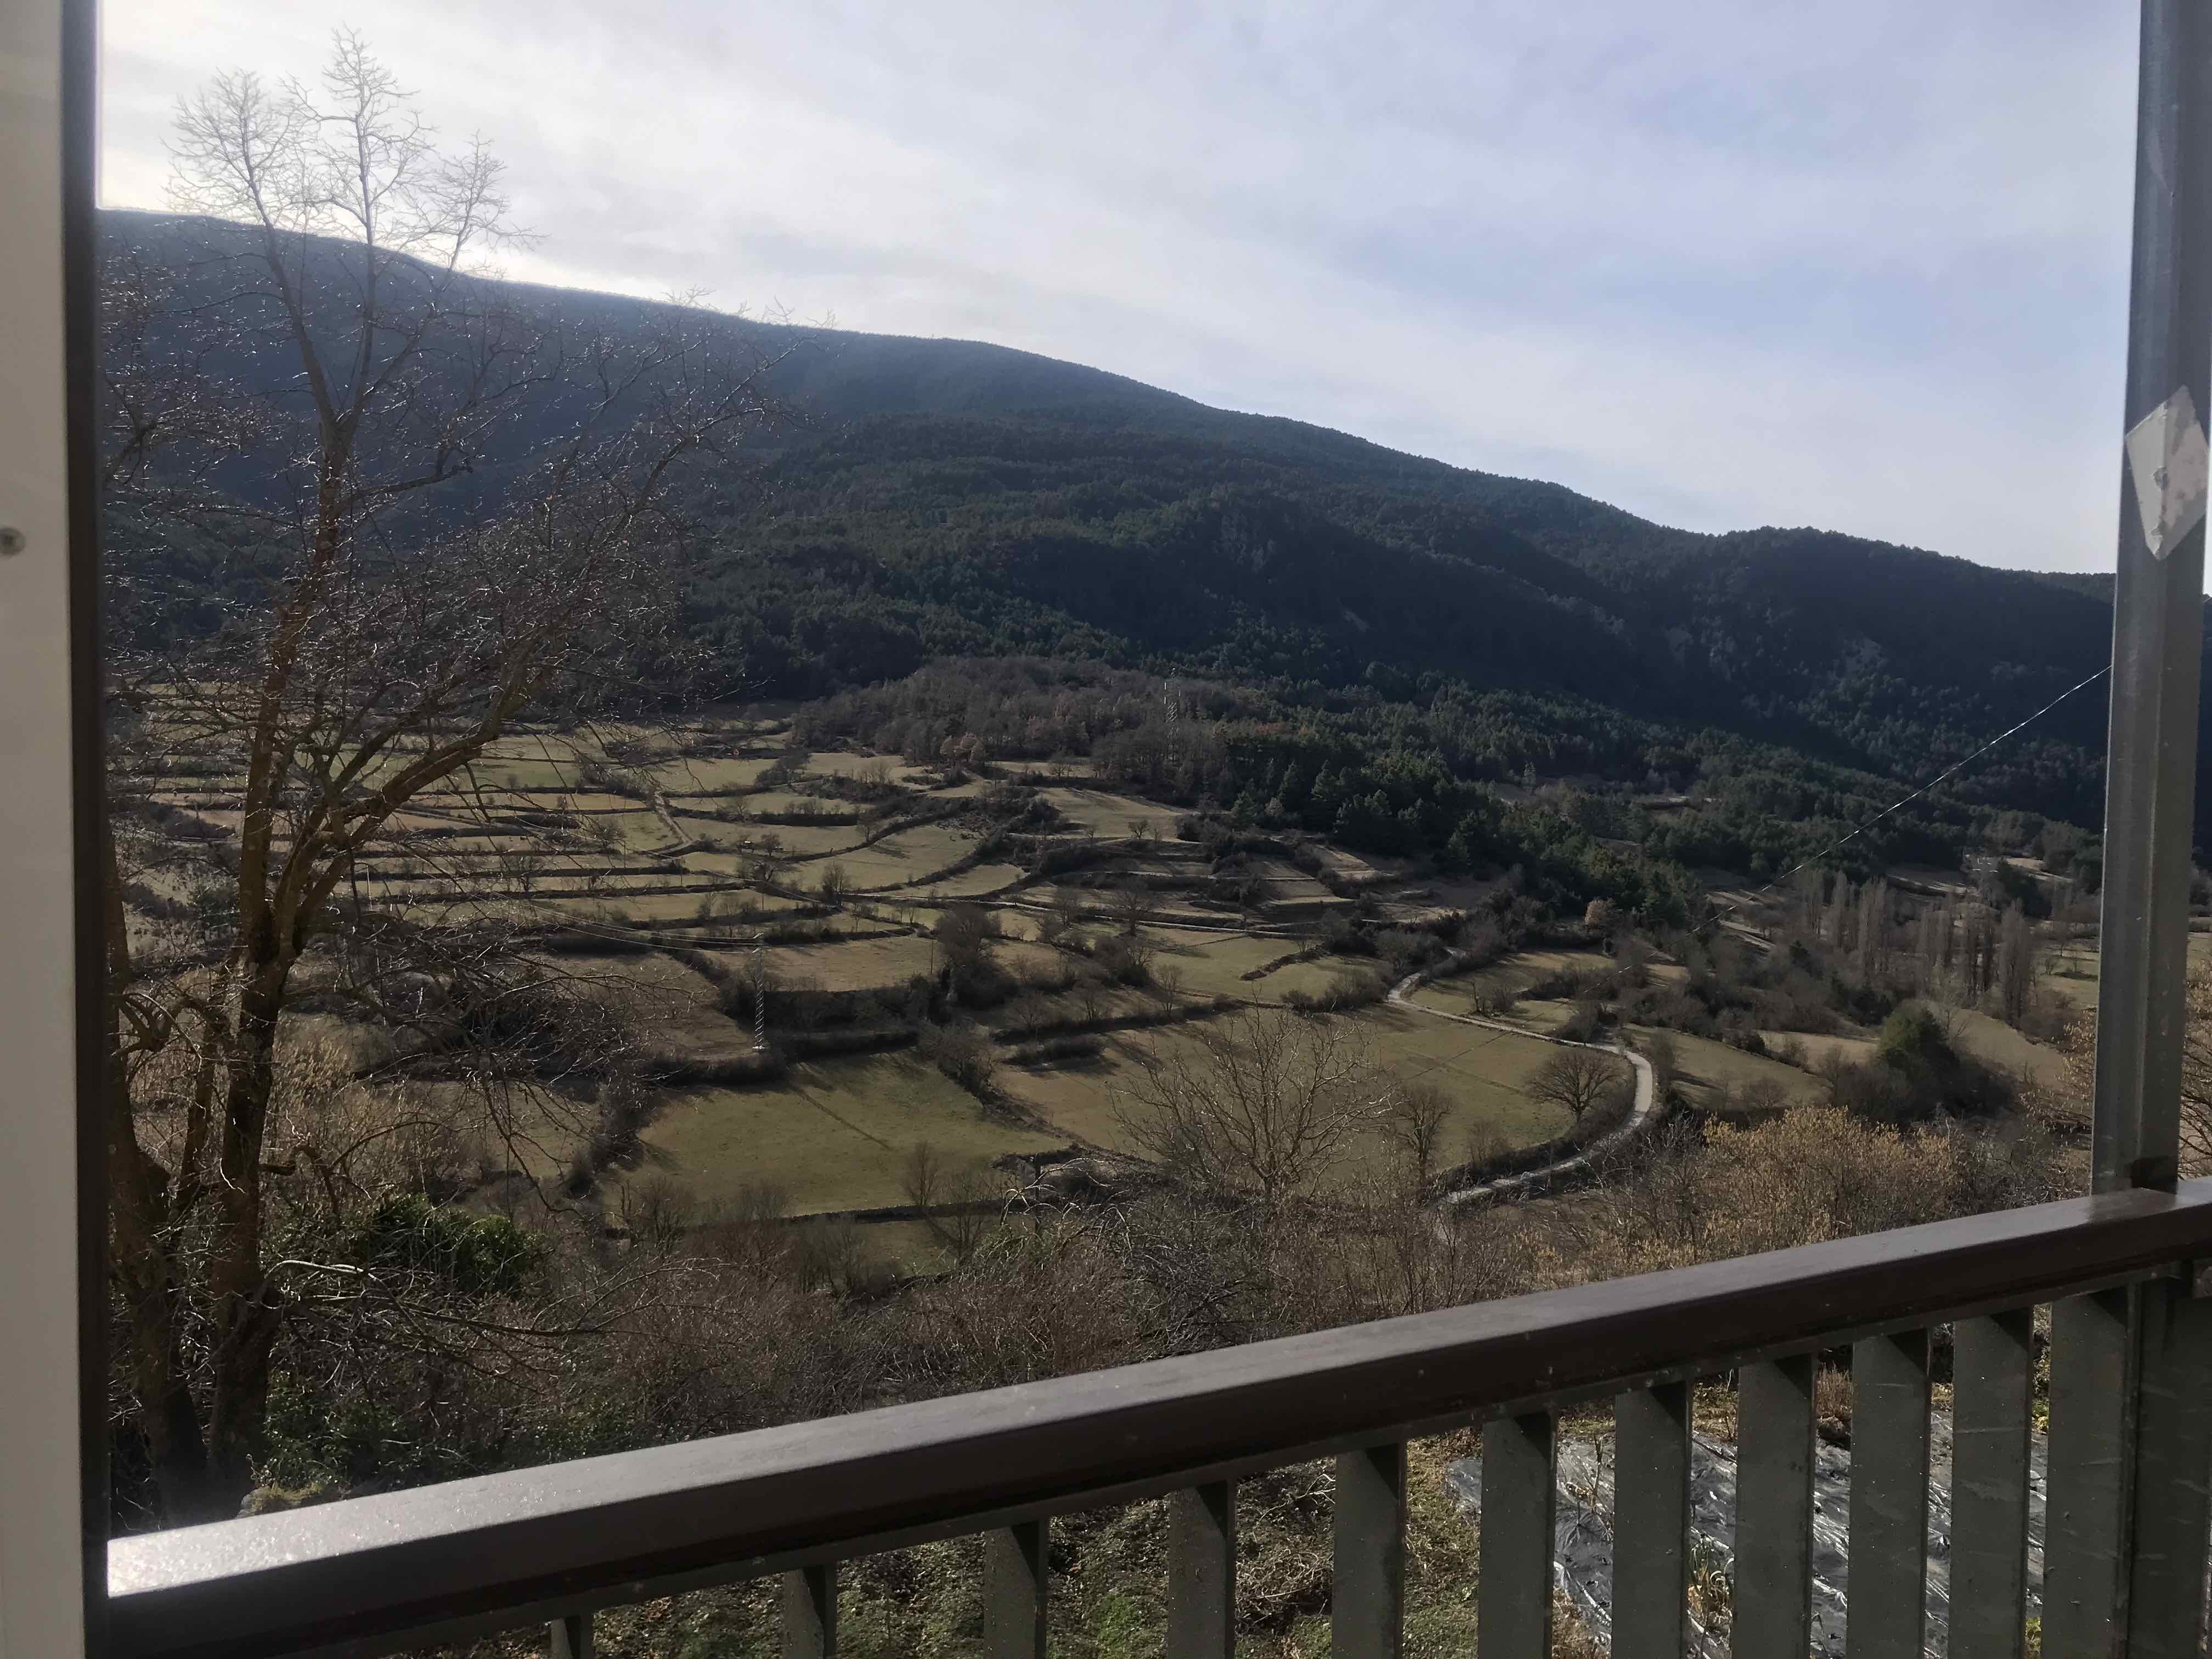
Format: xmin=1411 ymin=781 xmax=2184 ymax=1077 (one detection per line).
xmin=99 ymin=2 xmax=2142 ymax=574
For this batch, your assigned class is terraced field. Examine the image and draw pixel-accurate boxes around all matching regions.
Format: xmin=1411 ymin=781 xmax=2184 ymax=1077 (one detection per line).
xmin=142 ymin=714 xmax=1983 ymax=1229
xmin=1630 ymin=1027 xmax=1825 ymax=1115
xmin=1004 ymin=1002 xmax=1576 ymax=1180
xmin=624 ymin=1057 xmax=1066 ymax=1218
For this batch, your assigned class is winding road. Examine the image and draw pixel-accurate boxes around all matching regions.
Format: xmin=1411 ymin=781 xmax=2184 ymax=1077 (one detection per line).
xmin=1386 ymin=963 xmax=1662 ymax=1209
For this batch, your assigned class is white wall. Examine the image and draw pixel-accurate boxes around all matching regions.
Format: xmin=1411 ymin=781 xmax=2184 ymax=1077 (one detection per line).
xmin=0 ymin=0 xmax=93 ymax=1651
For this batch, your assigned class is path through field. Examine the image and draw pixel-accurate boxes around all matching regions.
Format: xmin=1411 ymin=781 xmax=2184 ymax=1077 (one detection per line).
xmin=1387 ymin=964 xmax=1660 ymax=1205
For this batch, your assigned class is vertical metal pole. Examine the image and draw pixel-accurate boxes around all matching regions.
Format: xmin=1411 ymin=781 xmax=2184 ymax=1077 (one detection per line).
xmin=0 ymin=0 xmax=100 ymax=1652
xmin=2094 ymin=0 xmax=2212 ymax=1197
xmin=753 ymin=944 xmax=768 ymax=1052
xmin=2050 ymin=10 xmax=2212 ymax=1655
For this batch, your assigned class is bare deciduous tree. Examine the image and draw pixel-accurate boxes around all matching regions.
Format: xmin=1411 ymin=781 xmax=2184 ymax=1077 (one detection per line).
xmin=1111 ymin=877 xmax=1148 ymax=937
xmin=901 ymin=1141 xmax=1004 ymax=1265
xmin=901 ymin=1141 xmax=947 ymax=1212
xmin=1526 ymin=1046 xmax=1622 ymax=1124
xmin=1639 ymin=1030 xmax=1680 ymax=1103
xmin=1997 ymin=904 xmax=2037 ymax=1026
xmin=103 ymin=32 xmax=791 ymax=1520
xmin=1116 ymin=1009 xmax=1380 ymax=1212
xmin=1376 ymin=1074 xmax=1454 ymax=1192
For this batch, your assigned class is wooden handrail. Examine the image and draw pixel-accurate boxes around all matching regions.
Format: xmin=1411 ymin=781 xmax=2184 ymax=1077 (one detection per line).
xmin=105 ymin=1180 xmax=2212 ymax=1659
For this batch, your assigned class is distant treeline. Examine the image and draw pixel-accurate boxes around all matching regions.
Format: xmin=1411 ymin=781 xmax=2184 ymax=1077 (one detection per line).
xmin=793 ymin=658 xmax=2093 ymax=922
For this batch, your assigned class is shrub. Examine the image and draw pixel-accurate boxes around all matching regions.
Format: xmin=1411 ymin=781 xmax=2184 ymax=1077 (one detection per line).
xmin=1469 ymin=984 xmax=1519 ymax=1018
xmin=918 ymin=1022 xmax=998 ymax=1096
xmin=575 ymin=758 xmax=645 ymax=798
xmin=352 ymin=1195 xmax=542 ymax=1297
xmin=781 ymin=1027 xmax=917 ymax=1060
xmin=1553 ymin=998 xmax=1607 ymax=1044
xmin=1820 ymin=1002 xmax=2018 ymax=1125
xmin=1283 ymin=968 xmax=1388 ymax=1013
xmin=1375 ymin=928 xmax=1442 ymax=975
xmin=1876 ymin=1003 xmax=1951 ymax=1070
xmin=1093 ymin=935 xmax=1154 ymax=988
xmin=1006 ymin=1034 xmax=1107 ymax=1067
xmin=1318 ymin=915 xmax=1370 ymax=957
xmin=1454 ymin=918 xmax=1507 ymax=968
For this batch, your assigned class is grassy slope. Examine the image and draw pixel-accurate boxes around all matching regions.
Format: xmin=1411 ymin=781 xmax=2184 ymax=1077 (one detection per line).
xmin=630 ymin=1056 xmax=1064 ymax=1217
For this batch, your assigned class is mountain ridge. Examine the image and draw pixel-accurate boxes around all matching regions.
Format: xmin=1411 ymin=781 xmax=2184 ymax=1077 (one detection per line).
xmin=103 ymin=207 xmax=2177 ymax=843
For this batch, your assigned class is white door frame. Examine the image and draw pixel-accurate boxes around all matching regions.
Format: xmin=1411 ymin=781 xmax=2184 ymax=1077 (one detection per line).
xmin=0 ymin=0 xmax=102 ymax=1650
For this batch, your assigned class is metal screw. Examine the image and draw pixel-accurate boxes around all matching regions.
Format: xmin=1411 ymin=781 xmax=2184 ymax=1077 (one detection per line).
xmin=0 ymin=527 xmax=23 ymax=556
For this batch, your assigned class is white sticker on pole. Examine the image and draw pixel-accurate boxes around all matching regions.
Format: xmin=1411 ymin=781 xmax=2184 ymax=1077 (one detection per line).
xmin=2125 ymin=385 xmax=2210 ymax=558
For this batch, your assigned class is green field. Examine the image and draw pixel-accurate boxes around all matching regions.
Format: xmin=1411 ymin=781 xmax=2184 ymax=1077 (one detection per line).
xmin=627 ymin=1055 xmax=1065 ymax=1217
xmin=764 ymin=934 xmax=940 ymax=991
xmin=1409 ymin=949 xmax=1615 ymax=1012
xmin=1350 ymin=1004 xmax=1592 ymax=1151
xmin=1633 ymin=1027 xmax=1825 ymax=1114
xmin=647 ymin=757 xmax=779 ymax=793
xmin=907 ymin=864 xmax=1026 ymax=899
xmin=1139 ymin=931 xmax=1351 ymax=1002
xmin=1758 ymin=1029 xmax=1877 ymax=1071
xmin=2045 ymin=933 xmax=2212 ymax=1012
xmin=1006 ymin=1001 xmax=1576 ymax=1168
xmin=1035 ymin=787 xmax=1175 ymax=836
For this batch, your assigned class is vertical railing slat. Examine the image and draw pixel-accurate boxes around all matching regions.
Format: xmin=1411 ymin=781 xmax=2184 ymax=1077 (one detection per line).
xmin=1477 ymin=1411 xmax=1556 ymax=1659
xmin=1950 ymin=1310 xmax=2034 ymax=1659
xmin=1847 ymin=1329 xmax=1932 ymax=1659
xmin=1734 ymin=1354 xmax=1815 ymax=1659
xmin=2045 ymin=1286 xmax=2134 ymax=1652
xmin=549 ymin=1612 xmax=593 ymax=1658
xmin=1168 ymin=1481 xmax=1236 ymax=1659
xmin=984 ymin=1521 xmax=1049 ymax=1659
xmin=783 ymin=1564 xmax=838 ymax=1659
xmin=1613 ymin=1381 xmax=1691 ymax=1659
xmin=1332 ymin=1442 xmax=1406 ymax=1659
xmin=2126 ymin=1276 xmax=2212 ymax=1657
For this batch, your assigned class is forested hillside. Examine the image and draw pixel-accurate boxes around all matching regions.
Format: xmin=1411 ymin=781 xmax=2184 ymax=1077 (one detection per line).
xmin=106 ymin=207 xmax=2173 ymax=855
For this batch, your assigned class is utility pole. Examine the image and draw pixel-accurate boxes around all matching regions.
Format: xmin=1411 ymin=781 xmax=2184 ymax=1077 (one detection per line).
xmin=752 ymin=945 xmax=768 ymax=1053
xmin=2047 ymin=6 xmax=2212 ymax=1652
xmin=2094 ymin=3 xmax=2212 ymax=1198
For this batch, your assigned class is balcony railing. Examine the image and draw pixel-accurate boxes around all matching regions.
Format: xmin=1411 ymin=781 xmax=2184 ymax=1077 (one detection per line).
xmin=107 ymin=1179 xmax=2212 ymax=1659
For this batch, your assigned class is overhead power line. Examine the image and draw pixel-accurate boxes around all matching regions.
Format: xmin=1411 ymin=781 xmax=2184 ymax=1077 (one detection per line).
xmin=1701 ymin=663 xmax=2112 ymax=932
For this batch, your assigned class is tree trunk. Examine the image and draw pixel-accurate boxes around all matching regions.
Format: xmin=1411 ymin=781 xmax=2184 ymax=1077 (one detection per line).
xmin=201 ymin=965 xmax=289 ymax=1514
xmin=108 ymin=1104 xmax=219 ymax=1519
xmin=102 ymin=816 xmax=225 ymax=1520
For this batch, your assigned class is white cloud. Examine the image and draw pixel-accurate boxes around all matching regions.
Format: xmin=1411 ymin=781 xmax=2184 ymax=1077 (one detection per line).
xmin=100 ymin=0 xmax=2137 ymax=571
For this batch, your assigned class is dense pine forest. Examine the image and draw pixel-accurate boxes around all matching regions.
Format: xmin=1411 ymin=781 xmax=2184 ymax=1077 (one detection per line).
xmin=104 ymin=204 xmax=2160 ymax=902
